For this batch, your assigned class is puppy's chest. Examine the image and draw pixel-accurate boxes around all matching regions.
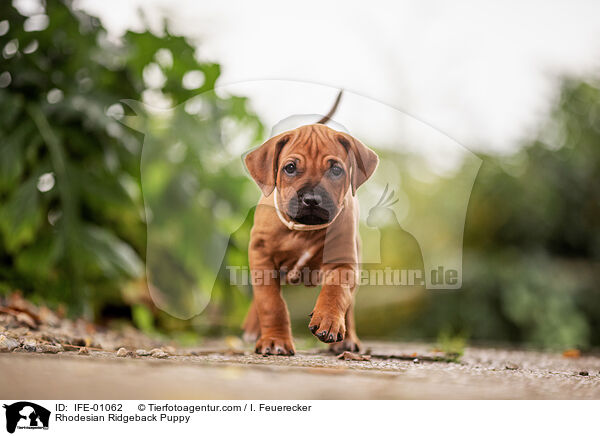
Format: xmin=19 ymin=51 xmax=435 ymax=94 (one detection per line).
xmin=273 ymin=233 xmax=325 ymax=272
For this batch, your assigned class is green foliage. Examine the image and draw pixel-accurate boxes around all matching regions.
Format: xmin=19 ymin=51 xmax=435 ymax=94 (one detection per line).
xmin=0 ymin=1 xmax=262 ymax=323
xmin=373 ymin=81 xmax=600 ymax=349
xmin=131 ymin=304 xmax=156 ymax=334
xmin=436 ymin=329 xmax=467 ymax=359
xmin=460 ymin=81 xmax=600 ymax=348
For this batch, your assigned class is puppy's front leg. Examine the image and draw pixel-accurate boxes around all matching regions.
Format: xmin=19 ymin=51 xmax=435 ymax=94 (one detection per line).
xmin=309 ymin=265 xmax=355 ymax=343
xmin=251 ymin=262 xmax=295 ymax=355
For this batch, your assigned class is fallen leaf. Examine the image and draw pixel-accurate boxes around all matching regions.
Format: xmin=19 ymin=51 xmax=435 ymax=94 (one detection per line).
xmin=36 ymin=343 xmax=63 ymax=354
xmin=337 ymin=351 xmax=371 ymax=361
xmin=151 ymin=350 xmax=169 ymax=359
xmin=38 ymin=307 xmax=60 ymax=327
xmin=562 ymin=349 xmax=581 ymax=359
xmin=225 ymin=335 xmax=244 ymax=351
xmin=116 ymin=347 xmax=130 ymax=357
xmin=15 ymin=312 xmax=37 ymax=329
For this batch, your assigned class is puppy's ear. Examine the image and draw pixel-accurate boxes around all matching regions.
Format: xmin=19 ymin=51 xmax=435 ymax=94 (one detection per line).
xmin=243 ymin=132 xmax=293 ymax=196
xmin=336 ymin=133 xmax=378 ymax=195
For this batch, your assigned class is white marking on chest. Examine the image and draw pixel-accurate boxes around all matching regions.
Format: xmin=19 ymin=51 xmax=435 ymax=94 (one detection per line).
xmin=286 ymin=249 xmax=314 ymax=284
xmin=294 ymin=250 xmax=313 ymax=269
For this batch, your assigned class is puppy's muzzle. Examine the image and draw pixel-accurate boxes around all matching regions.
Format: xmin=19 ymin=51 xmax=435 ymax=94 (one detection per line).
xmin=287 ymin=186 xmax=337 ymax=225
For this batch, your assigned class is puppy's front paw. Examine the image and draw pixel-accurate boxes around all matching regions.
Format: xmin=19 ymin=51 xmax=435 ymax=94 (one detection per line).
xmin=308 ymin=310 xmax=346 ymax=344
xmin=255 ymin=335 xmax=295 ymax=356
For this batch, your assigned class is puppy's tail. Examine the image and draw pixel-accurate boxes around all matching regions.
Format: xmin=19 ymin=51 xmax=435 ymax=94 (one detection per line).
xmin=317 ymin=89 xmax=343 ymax=124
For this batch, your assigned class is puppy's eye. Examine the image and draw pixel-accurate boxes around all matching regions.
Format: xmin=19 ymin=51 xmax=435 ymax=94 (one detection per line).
xmin=283 ymin=162 xmax=296 ymax=175
xmin=329 ymin=164 xmax=344 ymax=178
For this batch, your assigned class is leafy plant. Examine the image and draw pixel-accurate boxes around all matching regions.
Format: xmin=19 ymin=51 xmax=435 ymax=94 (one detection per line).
xmin=436 ymin=329 xmax=467 ymax=359
xmin=0 ymin=1 xmax=262 ymax=324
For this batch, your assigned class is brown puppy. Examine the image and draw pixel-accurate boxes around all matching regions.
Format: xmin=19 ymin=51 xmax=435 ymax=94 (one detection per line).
xmin=243 ymin=114 xmax=378 ymax=355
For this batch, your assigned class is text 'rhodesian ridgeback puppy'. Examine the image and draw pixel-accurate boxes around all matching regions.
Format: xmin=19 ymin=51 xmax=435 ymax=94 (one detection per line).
xmin=243 ymin=92 xmax=378 ymax=355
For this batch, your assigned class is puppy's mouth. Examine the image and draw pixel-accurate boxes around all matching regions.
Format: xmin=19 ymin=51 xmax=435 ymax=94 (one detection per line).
xmin=289 ymin=207 xmax=331 ymax=225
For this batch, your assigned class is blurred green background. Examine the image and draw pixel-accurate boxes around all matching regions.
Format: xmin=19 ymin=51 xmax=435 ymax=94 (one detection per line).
xmin=1 ymin=1 xmax=599 ymax=349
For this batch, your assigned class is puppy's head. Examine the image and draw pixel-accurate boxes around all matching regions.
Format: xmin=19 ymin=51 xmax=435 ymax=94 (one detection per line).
xmin=244 ymin=124 xmax=378 ymax=225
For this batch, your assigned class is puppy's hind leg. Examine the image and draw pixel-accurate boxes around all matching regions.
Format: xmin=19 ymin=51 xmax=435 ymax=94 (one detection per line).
xmin=242 ymin=300 xmax=261 ymax=343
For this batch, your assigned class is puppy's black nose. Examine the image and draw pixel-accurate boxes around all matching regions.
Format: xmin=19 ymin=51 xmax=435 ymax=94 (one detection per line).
xmin=301 ymin=192 xmax=322 ymax=207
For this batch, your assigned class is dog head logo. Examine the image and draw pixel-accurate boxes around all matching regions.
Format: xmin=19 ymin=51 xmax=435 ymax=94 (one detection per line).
xmin=3 ymin=402 xmax=50 ymax=433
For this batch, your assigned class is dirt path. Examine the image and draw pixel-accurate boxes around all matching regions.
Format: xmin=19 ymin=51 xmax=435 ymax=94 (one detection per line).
xmin=2 ymin=342 xmax=599 ymax=399
xmin=1 ymin=296 xmax=598 ymax=399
